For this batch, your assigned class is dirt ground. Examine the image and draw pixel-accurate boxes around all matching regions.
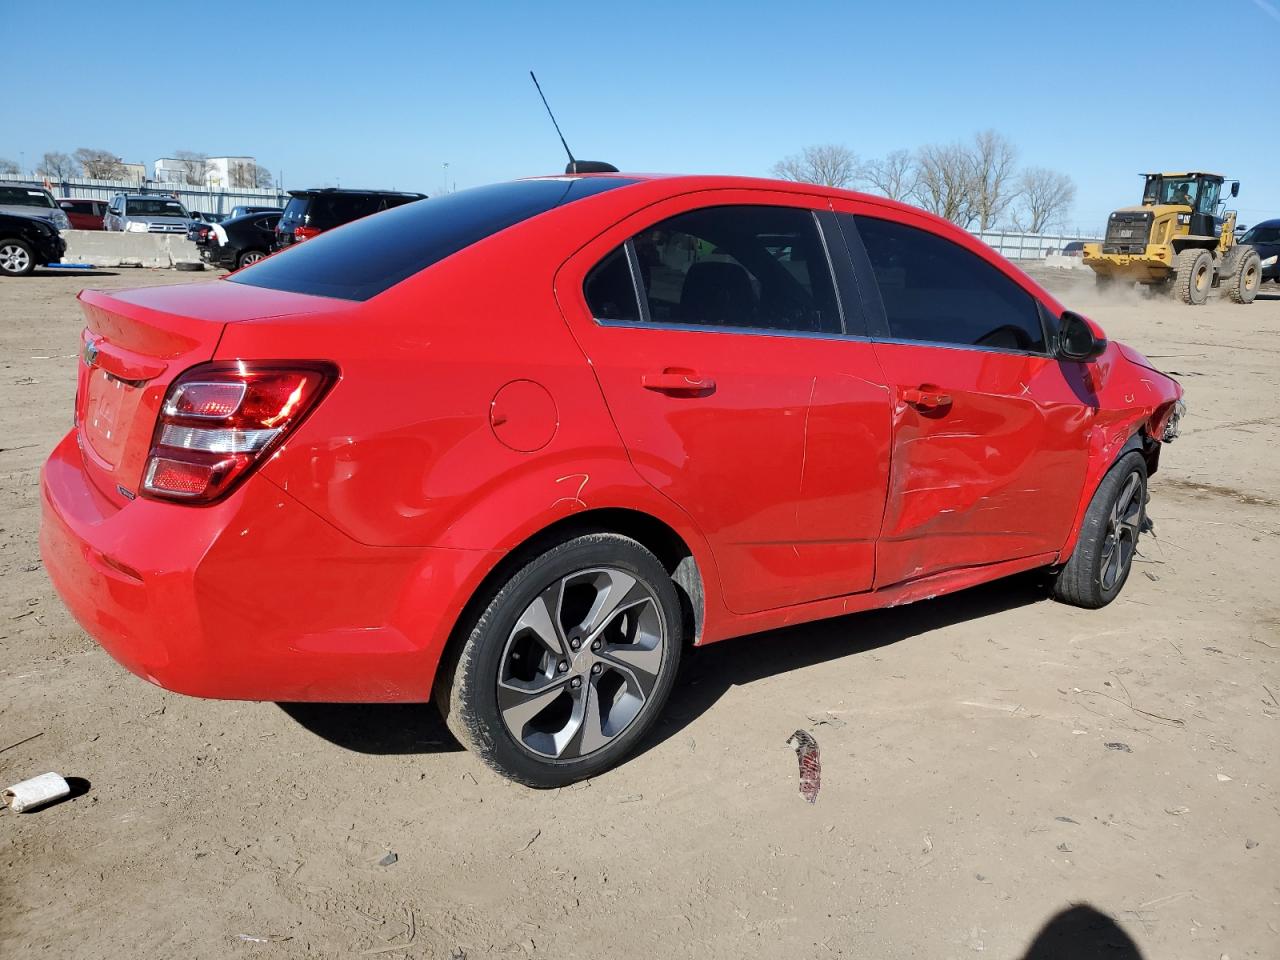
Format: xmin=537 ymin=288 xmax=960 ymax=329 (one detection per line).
xmin=1 ymin=264 xmax=1277 ymax=959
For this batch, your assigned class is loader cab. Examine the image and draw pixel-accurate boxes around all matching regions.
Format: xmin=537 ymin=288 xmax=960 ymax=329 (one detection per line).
xmin=1141 ymin=172 xmax=1234 ymax=238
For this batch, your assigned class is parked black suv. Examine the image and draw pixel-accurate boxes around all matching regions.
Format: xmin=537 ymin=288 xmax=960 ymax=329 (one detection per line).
xmin=200 ymin=212 xmax=282 ymax=271
xmin=1238 ymin=219 xmax=1280 ymax=284
xmin=274 ymin=188 xmax=426 ymax=248
xmin=0 ymin=212 xmax=66 ymax=276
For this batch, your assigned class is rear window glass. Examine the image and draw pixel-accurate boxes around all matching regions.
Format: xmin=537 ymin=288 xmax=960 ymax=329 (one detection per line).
xmin=231 ymin=177 xmax=638 ymax=301
xmin=0 ymin=187 xmax=56 ymax=208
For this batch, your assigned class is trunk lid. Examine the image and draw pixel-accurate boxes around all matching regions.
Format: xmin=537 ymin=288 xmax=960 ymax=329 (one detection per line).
xmin=75 ymin=280 xmax=350 ymax=505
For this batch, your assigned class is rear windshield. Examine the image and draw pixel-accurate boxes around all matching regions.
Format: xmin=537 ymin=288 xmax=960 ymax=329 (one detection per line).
xmin=126 ymin=198 xmax=189 ymax=217
xmin=0 ymin=187 xmax=56 ymax=208
xmin=231 ymin=177 xmax=638 ymax=301
xmin=279 ymin=196 xmax=309 ymax=225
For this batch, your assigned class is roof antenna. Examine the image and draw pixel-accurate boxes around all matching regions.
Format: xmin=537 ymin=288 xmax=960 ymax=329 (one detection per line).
xmin=529 ymin=71 xmax=619 ymax=175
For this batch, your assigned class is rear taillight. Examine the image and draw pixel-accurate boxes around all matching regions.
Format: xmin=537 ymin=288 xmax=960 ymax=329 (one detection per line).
xmin=141 ymin=362 xmax=336 ymax=504
xmin=293 ymin=225 xmax=321 ymax=242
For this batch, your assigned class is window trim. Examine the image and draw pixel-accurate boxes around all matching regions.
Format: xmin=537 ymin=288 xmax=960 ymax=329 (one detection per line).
xmin=839 ymin=211 xmax=1054 ymax=358
xmin=587 ymin=207 xmax=852 ymax=340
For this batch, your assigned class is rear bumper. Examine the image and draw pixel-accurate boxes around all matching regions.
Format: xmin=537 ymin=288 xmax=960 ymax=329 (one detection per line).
xmin=40 ymin=429 xmax=495 ymax=702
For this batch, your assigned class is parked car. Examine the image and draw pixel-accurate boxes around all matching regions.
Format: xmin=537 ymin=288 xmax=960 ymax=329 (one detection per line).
xmin=229 ymin=205 xmax=281 ymax=219
xmin=1237 ymin=219 xmax=1280 ymax=283
xmin=1062 ymin=240 xmax=1087 ymax=257
xmin=40 ymin=174 xmax=1184 ymax=786
xmin=0 ymin=211 xmax=66 ymax=276
xmin=0 ymin=184 xmax=72 ymax=231
xmin=274 ymin=188 xmax=425 ymax=248
xmin=200 ymin=211 xmax=281 ymax=270
xmin=103 ymin=194 xmax=192 ymax=233
xmin=58 ymin=198 xmax=108 ymax=230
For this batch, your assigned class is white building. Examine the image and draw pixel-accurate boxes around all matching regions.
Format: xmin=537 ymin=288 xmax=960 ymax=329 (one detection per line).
xmin=154 ymin=156 xmax=261 ymax=188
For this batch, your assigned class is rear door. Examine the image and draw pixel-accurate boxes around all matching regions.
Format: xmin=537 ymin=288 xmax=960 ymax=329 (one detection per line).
xmin=834 ymin=204 xmax=1092 ymax=587
xmin=557 ymin=192 xmax=892 ymax=614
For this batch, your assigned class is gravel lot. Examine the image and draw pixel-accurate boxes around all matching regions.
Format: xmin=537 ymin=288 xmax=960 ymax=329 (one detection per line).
xmin=2 ymin=265 xmax=1277 ymax=959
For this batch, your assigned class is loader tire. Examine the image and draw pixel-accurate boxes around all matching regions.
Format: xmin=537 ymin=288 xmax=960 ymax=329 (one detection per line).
xmin=1094 ymin=273 xmax=1115 ymax=291
xmin=1175 ymin=249 xmax=1212 ymax=305
xmin=1223 ymin=248 xmax=1261 ymax=304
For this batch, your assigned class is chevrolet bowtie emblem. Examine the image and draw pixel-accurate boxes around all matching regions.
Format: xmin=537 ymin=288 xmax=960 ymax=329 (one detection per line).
xmin=83 ymin=340 xmax=100 ymax=367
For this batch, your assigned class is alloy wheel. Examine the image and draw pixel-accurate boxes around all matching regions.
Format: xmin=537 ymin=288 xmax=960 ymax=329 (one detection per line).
xmin=497 ymin=567 xmax=666 ymax=760
xmin=0 ymin=244 xmax=31 ymax=273
xmin=1100 ymin=471 xmax=1142 ymax=590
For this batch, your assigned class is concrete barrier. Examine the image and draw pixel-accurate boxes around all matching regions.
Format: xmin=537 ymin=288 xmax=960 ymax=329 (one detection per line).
xmin=1043 ymin=254 xmax=1089 ymax=271
xmin=62 ymin=230 xmax=202 ymax=269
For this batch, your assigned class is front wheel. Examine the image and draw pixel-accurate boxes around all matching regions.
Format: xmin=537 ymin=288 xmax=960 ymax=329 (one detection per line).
xmin=0 ymin=239 xmax=35 ymax=277
xmin=1051 ymin=452 xmax=1148 ymax=609
xmin=437 ymin=533 xmax=683 ymax=787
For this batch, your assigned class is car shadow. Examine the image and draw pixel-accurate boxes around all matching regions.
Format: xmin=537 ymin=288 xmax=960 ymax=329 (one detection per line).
xmin=39 ymin=269 xmax=119 ymax=277
xmin=639 ymin=572 xmax=1049 ymax=755
xmin=1254 ymin=290 xmax=1278 ymax=301
xmin=276 ymin=701 xmax=463 ymax=755
xmin=1019 ymin=903 xmax=1144 ymax=959
xmin=278 ymin=574 xmax=1047 ymax=760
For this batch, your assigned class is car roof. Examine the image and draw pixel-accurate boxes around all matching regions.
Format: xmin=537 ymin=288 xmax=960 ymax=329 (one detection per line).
xmin=1248 ymin=217 xmax=1280 ymax=228
xmin=288 ymin=188 xmax=428 ymax=198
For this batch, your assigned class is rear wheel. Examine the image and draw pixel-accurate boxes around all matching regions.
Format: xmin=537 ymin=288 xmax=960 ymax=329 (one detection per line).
xmin=1223 ymin=248 xmax=1261 ymax=304
xmin=1051 ymin=452 xmax=1147 ymax=609
xmin=0 ymin=239 xmax=34 ymax=277
xmin=437 ymin=533 xmax=683 ymax=787
xmin=1175 ymin=249 xmax=1212 ymax=305
xmin=237 ymin=249 xmax=266 ymax=269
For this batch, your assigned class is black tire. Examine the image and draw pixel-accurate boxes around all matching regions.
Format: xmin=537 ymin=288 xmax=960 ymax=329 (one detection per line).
xmin=237 ymin=249 xmax=266 ymax=269
xmin=0 ymin=238 xmax=36 ymax=277
xmin=1175 ymin=248 xmax=1212 ymax=305
xmin=1052 ymin=451 xmax=1147 ymax=609
xmin=437 ymin=532 xmax=683 ymax=787
xmin=1223 ymin=248 xmax=1261 ymax=304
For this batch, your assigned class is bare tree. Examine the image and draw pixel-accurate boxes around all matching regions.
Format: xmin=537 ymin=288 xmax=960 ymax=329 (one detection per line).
xmin=861 ymin=149 xmax=917 ymax=201
xmin=1012 ymin=167 xmax=1077 ymax=233
xmin=37 ymin=151 xmax=78 ymax=180
xmin=0 ymin=157 xmax=19 ymax=176
xmin=252 ymin=164 xmax=275 ymax=189
xmin=912 ymin=141 xmax=978 ymax=228
xmin=174 ymin=150 xmax=210 ymax=186
xmin=969 ymin=130 xmax=1019 ymax=231
xmin=74 ymin=148 xmax=125 ymax=180
xmin=771 ymin=144 xmax=860 ymax=188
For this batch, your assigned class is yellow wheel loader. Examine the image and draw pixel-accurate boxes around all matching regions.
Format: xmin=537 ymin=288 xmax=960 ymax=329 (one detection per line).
xmin=1083 ymin=172 xmax=1262 ymax=305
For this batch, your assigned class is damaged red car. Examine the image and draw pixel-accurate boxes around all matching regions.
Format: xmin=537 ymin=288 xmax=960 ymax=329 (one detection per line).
xmin=40 ymin=173 xmax=1184 ymax=786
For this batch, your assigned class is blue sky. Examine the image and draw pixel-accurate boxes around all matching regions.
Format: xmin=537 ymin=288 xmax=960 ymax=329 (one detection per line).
xmin=4 ymin=0 xmax=1278 ymax=232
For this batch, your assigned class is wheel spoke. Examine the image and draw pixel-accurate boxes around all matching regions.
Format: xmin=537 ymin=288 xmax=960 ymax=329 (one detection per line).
xmin=512 ymin=584 xmax=569 ymax=658
xmin=575 ymin=570 xmax=645 ymax=640
xmin=497 ymin=675 xmax=571 ymax=734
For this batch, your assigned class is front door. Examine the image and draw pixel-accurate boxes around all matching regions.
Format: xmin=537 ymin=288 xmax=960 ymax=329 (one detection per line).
xmin=557 ymin=193 xmax=892 ymax=614
xmin=835 ymin=208 xmax=1093 ymax=588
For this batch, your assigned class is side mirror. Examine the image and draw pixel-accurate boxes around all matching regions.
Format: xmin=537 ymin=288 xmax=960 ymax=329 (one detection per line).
xmin=1230 ymin=181 xmax=1240 ymax=198
xmin=1056 ymin=310 xmax=1106 ymax=362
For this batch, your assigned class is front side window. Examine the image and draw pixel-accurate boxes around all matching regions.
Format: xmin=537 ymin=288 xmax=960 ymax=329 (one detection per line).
xmin=586 ymin=205 xmax=840 ymax=335
xmin=850 ymin=215 xmax=1046 ymax=352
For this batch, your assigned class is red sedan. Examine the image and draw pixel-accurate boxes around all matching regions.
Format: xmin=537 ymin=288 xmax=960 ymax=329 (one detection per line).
xmin=40 ymin=173 xmax=1184 ymax=786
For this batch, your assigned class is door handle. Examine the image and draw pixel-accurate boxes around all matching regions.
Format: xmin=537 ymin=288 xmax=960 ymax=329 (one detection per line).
xmin=642 ymin=369 xmax=716 ymax=395
xmin=901 ymin=386 xmax=952 ymax=410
